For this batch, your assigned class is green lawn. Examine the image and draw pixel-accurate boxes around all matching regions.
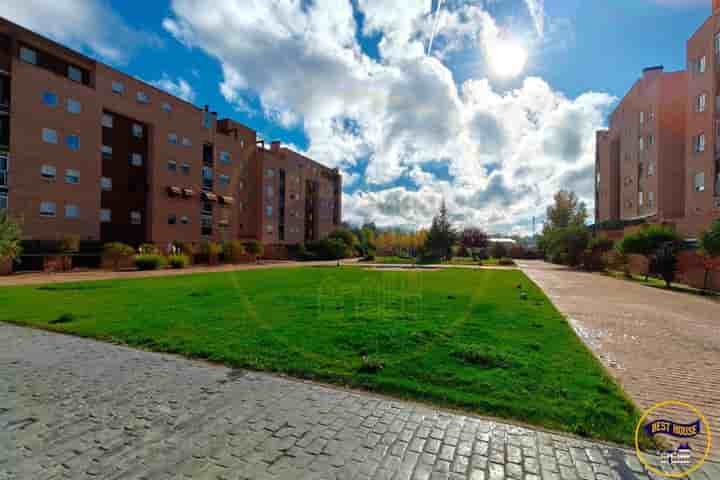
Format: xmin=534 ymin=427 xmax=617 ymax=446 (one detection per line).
xmin=0 ymin=267 xmax=640 ymax=444
xmin=363 ymin=256 xmax=516 ymax=267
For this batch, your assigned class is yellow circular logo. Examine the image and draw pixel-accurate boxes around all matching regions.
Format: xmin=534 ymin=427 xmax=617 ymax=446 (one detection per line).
xmin=634 ymin=400 xmax=712 ymax=478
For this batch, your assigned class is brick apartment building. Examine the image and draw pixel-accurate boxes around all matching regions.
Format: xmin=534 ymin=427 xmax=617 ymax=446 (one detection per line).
xmin=0 ymin=17 xmax=342 ymax=261
xmin=596 ymin=0 xmax=720 ymax=238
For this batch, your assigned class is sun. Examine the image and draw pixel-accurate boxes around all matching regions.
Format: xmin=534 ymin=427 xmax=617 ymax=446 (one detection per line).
xmin=488 ymin=39 xmax=528 ymax=78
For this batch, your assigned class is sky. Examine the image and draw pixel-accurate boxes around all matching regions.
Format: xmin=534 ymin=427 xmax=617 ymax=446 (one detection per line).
xmin=0 ymin=0 xmax=711 ymax=234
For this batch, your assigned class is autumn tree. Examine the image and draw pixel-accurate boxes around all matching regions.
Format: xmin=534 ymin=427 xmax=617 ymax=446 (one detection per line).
xmin=460 ymin=227 xmax=489 ymax=255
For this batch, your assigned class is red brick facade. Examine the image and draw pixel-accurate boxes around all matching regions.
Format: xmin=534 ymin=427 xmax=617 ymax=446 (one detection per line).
xmin=0 ymin=17 xmax=341 ymax=254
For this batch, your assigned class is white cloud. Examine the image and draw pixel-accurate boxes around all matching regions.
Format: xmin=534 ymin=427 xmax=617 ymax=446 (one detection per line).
xmin=149 ymin=75 xmax=196 ymax=103
xmin=0 ymin=0 xmax=161 ymax=64
xmin=164 ymin=0 xmax=610 ymax=235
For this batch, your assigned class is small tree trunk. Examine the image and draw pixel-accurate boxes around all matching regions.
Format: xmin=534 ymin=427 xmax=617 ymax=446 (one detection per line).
xmin=703 ymin=269 xmax=710 ymax=295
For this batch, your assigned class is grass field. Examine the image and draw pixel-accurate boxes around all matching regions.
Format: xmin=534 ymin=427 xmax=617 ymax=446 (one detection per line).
xmin=0 ymin=266 xmax=639 ymax=444
xmin=364 ymin=256 xmax=516 ymax=267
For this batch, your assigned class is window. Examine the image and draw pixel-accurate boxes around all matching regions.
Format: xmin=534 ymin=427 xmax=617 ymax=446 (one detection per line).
xmin=182 ymin=137 xmax=192 ymax=147
xmin=0 ymin=191 xmax=7 ymax=210
xmin=101 ymin=177 xmax=112 ymax=191
xmin=265 ymin=168 xmax=275 ymax=177
xmin=100 ymin=209 xmax=111 ymax=223
xmin=648 ymin=162 xmax=655 ymax=177
xmin=132 ymin=123 xmax=143 ymax=138
xmin=639 ymin=137 xmax=644 ymax=152
xmin=162 ymin=102 xmax=172 ymax=113
xmin=265 ymin=185 xmax=274 ymax=198
xmin=41 ymin=164 xmax=56 ymax=180
xmin=67 ymin=66 xmax=82 ymax=83
xmin=137 ymin=91 xmax=149 ymax=104
xmin=695 ymin=133 xmax=706 ymax=153
xmin=168 ymin=160 xmax=177 ymax=172
xmin=648 ymin=135 xmax=654 ymax=146
xmin=639 ymin=111 xmax=644 ymax=125
xmin=700 ymin=56 xmax=707 ymax=73
xmin=715 ymin=32 xmax=720 ymax=54
xmin=66 ymin=134 xmax=80 ymax=151
xmin=43 ymin=91 xmax=58 ymax=107
xmin=202 ymin=166 xmax=213 ymax=180
xmin=697 ymin=93 xmax=707 ymax=112
xmin=168 ymin=214 xmax=177 ymax=225
xmin=695 ymin=172 xmax=706 ymax=192
xmin=219 ymin=151 xmax=231 ymax=165
xmin=67 ymin=98 xmax=81 ymax=114
xmin=638 ymin=191 xmax=644 ymax=207
xmin=65 ymin=169 xmax=80 ymax=184
xmin=180 ymin=163 xmax=190 ymax=175
xmin=42 ymin=128 xmax=58 ymax=144
xmin=111 ymin=81 xmax=125 ymax=94
xmin=266 ymin=205 xmax=273 ymax=216
xmin=219 ymin=174 xmax=230 ymax=185
xmin=65 ymin=204 xmax=79 ymax=218
xmin=20 ymin=47 xmax=37 ymax=64
xmin=266 ymin=225 xmax=274 ymax=233
xmin=102 ymin=113 xmax=113 ymax=128
xmin=180 ymin=215 xmax=189 ymax=224
xmin=238 ymin=180 xmax=244 ymax=190
xmin=168 ymin=133 xmax=178 ymax=144
xmin=130 ymin=211 xmax=142 ymax=225
xmin=648 ymin=191 xmax=655 ymax=208
xmin=101 ymin=145 xmax=113 ymax=160
xmin=40 ymin=201 xmax=56 ymax=217
xmin=131 ymin=153 xmax=143 ymax=167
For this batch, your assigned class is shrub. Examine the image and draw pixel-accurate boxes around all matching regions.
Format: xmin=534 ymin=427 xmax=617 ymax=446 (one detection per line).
xmin=198 ymin=241 xmax=222 ymax=265
xmin=619 ymin=225 xmax=680 ymax=280
xmin=589 ymin=235 xmax=615 ymax=253
xmin=103 ymin=242 xmax=135 ymax=271
xmin=306 ymin=238 xmax=352 ymax=260
xmin=358 ymin=356 xmax=384 ymax=374
xmin=649 ymin=242 xmax=678 ymax=288
xmin=498 ymin=257 xmax=515 ymax=266
xmin=59 ymin=234 xmax=80 ymax=253
xmin=223 ymin=240 xmax=246 ymax=263
xmin=50 ymin=313 xmax=76 ymax=324
xmin=244 ymin=240 xmax=264 ymax=260
xmin=0 ymin=211 xmax=23 ymax=264
xmin=490 ymin=243 xmax=508 ymax=259
xmin=135 ymin=254 xmax=166 ymax=271
xmin=581 ymin=249 xmax=607 ymax=272
xmin=549 ymin=251 xmax=566 ymax=265
xmin=168 ymin=254 xmax=189 ymax=269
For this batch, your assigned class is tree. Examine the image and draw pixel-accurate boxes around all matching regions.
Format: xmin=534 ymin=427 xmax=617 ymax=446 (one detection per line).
xmin=328 ymin=228 xmax=359 ymax=254
xmin=650 ymin=242 xmax=678 ymax=288
xmin=103 ymin=242 xmax=135 ymax=271
xmin=699 ymin=219 xmax=720 ymax=293
xmin=460 ymin=228 xmax=489 ymax=254
xmin=490 ymin=242 xmax=508 ymax=259
xmin=618 ymin=225 xmax=680 ymax=281
xmin=0 ymin=211 xmax=22 ymax=264
xmin=545 ymin=190 xmax=588 ymax=230
xmin=424 ymin=201 xmax=456 ymax=260
xmin=244 ymin=240 xmax=264 ymax=262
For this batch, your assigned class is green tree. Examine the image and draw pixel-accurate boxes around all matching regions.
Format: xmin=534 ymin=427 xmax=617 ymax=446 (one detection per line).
xmin=699 ymin=219 xmax=720 ymax=293
xmin=328 ymin=228 xmax=359 ymax=254
xmin=244 ymin=240 xmax=264 ymax=262
xmin=103 ymin=242 xmax=135 ymax=271
xmin=618 ymin=225 xmax=680 ymax=281
xmin=650 ymin=242 xmax=678 ymax=288
xmin=0 ymin=211 xmax=22 ymax=264
xmin=424 ymin=201 xmax=456 ymax=260
xmin=545 ymin=190 xmax=588 ymax=230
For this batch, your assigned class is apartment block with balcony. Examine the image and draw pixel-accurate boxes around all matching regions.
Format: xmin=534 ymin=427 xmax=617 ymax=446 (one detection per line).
xmin=681 ymin=0 xmax=720 ymax=235
xmin=596 ymin=67 xmax=688 ymax=228
xmin=0 ymin=16 xmax=341 ymax=264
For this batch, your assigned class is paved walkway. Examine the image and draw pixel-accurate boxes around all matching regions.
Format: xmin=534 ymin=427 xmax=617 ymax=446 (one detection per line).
xmin=518 ymin=260 xmax=720 ymax=464
xmin=2 ymin=324 xmax=706 ymax=480
xmin=0 ymin=260 xmax=361 ymax=287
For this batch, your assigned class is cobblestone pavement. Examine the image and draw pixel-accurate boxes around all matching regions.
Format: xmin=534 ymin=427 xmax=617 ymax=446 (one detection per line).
xmin=2 ymin=324 xmax=718 ymax=480
xmin=518 ymin=260 xmax=720 ymax=464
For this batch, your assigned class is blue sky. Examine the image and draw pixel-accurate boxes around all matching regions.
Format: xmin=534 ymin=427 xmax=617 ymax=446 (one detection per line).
xmin=0 ymin=0 xmax=711 ymax=233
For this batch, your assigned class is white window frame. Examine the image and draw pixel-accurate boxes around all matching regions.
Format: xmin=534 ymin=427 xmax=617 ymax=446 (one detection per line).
xmin=101 ymin=177 xmax=112 ymax=191
xmin=648 ymin=191 xmax=655 ymax=208
xmin=132 ymin=123 xmax=143 ymax=138
xmin=42 ymin=128 xmax=58 ymax=144
xmin=180 ymin=215 xmax=189 ymax=224
xmin=180 ymin=163 xmax=190 ymax=174
xmin=111 ymin=81 xmax=125 ymax=95
xmin=700 ymin=55 xmax=707 ymax=73
xmin=131 ymin=153 xmax=143 ymax=167
xmin=39 ymin=201 xmax=56 ymax=217
xmin=167 ymin=160 xmax=177 ymax=172
xmin=639 ymin=137 xmax=644 ymax=152
xmin=219 ymin=151 xmax=231 ymax=164
xmin=639 ymin=111 xmax=644 ymax=125
xmin=101 ymin=145 xmax=113 ymax=159
xmin=698 ymin=93 xmax=707 ymax=112
xmin=130 ymin=211 xmax=142 ymax=225
xmin=219 ymin=174 xmax=230 ymax=185
xmin=100 ymin=209 xmax=111 ymax=223
xmin=102 ymin=113 xmax=113 ymax=128
xmin=638 ymin=191 xmax=644 ymax=207
xmin=41 ymin=164 xmax=56 ymax=180
xmin=137 ymin=91 xmax=149 ymax=104
xmin=162 ymin=102 xmax=172 ymax=113
xmin=648 ymin=162 xmax=655 ymax=177
xmin=65 ymin=204 xmax=79 ymax=219
xmin=65 ymin=169 xmax=80 ymax=184
xmin=182 ymin=137 xmax=192 ymax=147
xmin=168 ymin=133 xmax=178 ymax=144
xmin=697 ymin=133 xmax=706 ymax=153
xmin=266 ymin=205 xmax=273 ymax=216
xmin=265 ymin=168 xmax=275 ymax=177
xmin=695 ymin=172 xmax=706 ymax=192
